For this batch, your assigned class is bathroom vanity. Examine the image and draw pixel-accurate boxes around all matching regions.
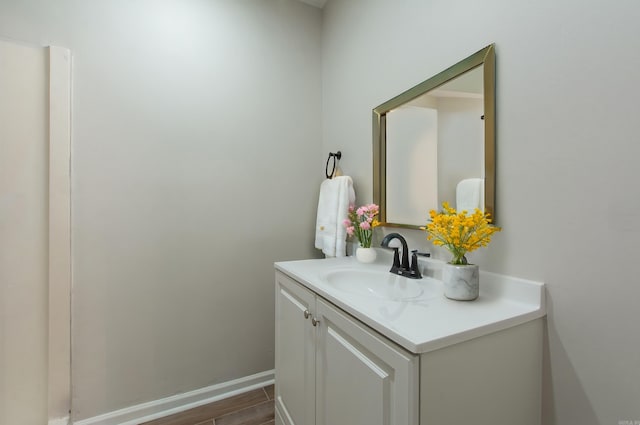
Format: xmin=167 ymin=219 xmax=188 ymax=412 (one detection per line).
xmin=274 ymin=255 xmax=545 ymax=425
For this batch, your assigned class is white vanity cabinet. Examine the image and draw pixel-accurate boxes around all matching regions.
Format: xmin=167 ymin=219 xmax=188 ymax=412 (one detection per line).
xmin=275 ymin=271 xmax=418 ymax=425
xmin=275 ymin=257 xmax=546 ymax=425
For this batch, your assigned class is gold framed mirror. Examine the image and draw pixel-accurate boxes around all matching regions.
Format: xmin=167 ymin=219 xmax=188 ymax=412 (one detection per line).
xmin=373 ymin=44 xmax=496 ymax=228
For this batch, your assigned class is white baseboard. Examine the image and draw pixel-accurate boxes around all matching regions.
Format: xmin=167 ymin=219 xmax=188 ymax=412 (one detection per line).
xmin=49 ymin=417 xmax=70 ymax=425
xmin=73 ymin=369 xmax=275 ymax=425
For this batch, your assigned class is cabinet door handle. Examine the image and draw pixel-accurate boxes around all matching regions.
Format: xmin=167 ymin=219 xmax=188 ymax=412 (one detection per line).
xmin=311 ymin=317 xmax=320 ymax=326
xmin=303 ymin=310 xmax=310 ymax=319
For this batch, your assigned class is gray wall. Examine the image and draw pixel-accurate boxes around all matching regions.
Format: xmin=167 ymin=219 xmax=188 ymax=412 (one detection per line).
xmin=322 ymin=0 xmax=640 ymax=424
xmin=0 ymin=0 xmax=322 ymax=420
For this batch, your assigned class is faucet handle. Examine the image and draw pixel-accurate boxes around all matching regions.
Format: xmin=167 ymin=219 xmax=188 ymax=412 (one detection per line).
xmin=410 ymin=250 xmax=423 ymax=279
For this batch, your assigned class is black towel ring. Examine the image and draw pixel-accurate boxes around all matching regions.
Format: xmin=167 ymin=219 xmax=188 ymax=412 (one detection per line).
xmin=325 ymin=151 xmax=342 ymax=179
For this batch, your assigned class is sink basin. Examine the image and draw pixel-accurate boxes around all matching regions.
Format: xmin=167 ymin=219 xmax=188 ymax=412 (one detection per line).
xmin=322 ymin=268 xmax=440 ymax=301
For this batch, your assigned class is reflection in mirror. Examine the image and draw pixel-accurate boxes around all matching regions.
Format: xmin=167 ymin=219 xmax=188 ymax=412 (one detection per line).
xmin=373 ymin=44 xmax=495 ymax=229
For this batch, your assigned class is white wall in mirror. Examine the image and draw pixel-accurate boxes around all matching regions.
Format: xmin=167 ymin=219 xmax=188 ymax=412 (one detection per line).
xmin=385 ymin=65 xmax=485 ymax=226
xmin=386 ymin=106 xmax=438 ymax=225
xmin=437 ymin=95 xmax=484 ymax=207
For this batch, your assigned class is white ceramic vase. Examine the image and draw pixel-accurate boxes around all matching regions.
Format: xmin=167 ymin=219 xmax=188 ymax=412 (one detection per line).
xmin=442 ymin=263 xmax=479 ymax=301
xmin=356 ymin=247 xmax=377 ymax=264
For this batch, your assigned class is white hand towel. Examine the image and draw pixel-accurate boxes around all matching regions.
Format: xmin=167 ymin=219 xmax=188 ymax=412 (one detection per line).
xmin=315 ymin=176 xmax=356 ymax=257
xmin=456 ymin=178 xmax=484 ymax=213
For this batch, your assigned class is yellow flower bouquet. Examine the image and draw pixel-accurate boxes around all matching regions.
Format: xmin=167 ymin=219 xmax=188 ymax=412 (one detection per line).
xmin=425 ymin=202 xmax=501 ymax=265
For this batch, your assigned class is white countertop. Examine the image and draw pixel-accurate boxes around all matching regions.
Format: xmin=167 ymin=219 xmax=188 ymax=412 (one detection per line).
xmin=275 ymin=255 xmax=545 ymax=354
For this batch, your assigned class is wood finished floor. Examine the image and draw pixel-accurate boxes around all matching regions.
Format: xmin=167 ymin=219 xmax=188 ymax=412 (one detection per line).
xmin=140 ymin=385 xmax=274 ymax=425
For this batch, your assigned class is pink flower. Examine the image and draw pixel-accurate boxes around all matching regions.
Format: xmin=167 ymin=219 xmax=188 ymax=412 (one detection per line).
xmin=356 ymin=207 xmax=366 ymax=216
xmin=342 ymin=218 xmax=351 ymax=228
xmin=346 ymin=226 xmax=355 ymax=236
xmin=359 ymin=221 xmax=371 ymax=230
xmin=348 ymin=205 xmax=355 ymax=212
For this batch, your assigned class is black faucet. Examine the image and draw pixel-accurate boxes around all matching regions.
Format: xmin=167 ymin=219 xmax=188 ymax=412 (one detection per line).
xmin=380 ymin=233 xmax=422 ymax=279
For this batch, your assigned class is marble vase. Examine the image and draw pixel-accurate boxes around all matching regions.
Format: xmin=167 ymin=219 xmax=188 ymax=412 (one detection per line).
xmin=355 ymin=247 xmax=377 ymax=263
xmin=442 ymin=263 xmax=479 ymax=301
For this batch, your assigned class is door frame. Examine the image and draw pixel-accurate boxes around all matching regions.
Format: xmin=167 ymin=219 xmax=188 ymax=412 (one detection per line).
xmin=47 ymin=45 xmax=72 ymax=424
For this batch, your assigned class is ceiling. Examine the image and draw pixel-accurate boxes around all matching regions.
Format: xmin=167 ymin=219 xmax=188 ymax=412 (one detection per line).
xmin=298 ymin=0 xmax=327 ymax=8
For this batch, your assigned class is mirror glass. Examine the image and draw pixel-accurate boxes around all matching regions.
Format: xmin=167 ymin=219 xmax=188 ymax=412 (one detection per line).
xmin=373 ymin=44 xmax=495 ymax=228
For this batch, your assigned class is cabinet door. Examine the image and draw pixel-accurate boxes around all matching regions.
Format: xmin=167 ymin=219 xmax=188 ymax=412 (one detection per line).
xmin=275 ymin=272 xmax=316 ymax=425
xmin=315 ymin=299 xmax=419 ymax=425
